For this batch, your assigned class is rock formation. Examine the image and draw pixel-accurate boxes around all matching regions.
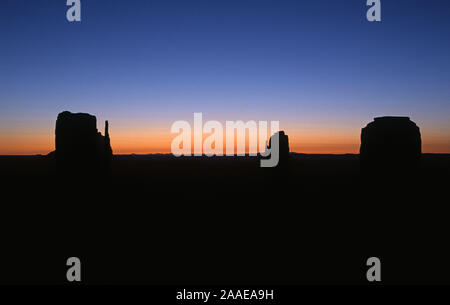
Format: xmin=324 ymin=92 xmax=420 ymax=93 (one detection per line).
xmin=54 ymin=111 xmax=112 ymax=175
xmin=265 ymin=130 xmax=290 ymax=167
xmin=360 ymin=116 xmax=421 ymax=174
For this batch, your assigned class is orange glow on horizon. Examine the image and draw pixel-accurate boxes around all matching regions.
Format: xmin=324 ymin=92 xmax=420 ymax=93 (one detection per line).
xmin=1 ymin=127 xmax=449 ymax=155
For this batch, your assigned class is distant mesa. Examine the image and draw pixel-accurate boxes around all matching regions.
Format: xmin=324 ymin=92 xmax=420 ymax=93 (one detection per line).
xmin=265 ymin=130 xmax=290 ymax=167
xmin=360 ymin=116 xmax=421 ymax=174
xmin=53 ymin=111 xmax=112 ymax=175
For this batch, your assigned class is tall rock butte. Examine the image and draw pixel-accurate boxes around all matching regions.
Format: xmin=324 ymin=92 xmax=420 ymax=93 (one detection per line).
xmin=55 ymin=111 xmax=112 ymax=175
xmin=360 ymin=116 xmax=421 ymax=174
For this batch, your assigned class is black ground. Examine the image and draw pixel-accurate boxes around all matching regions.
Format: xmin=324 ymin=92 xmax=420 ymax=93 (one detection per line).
xmin=1 ymin=153 xmax=449 ymax=284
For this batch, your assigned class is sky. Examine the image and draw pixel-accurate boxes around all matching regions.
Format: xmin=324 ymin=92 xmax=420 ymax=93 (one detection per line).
xmin=1 ymin=0 xmax=449 ymax=154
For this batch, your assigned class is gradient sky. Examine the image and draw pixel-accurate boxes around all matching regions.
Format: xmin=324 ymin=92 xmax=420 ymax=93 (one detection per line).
xmin=1 ymin=0 xmax=449 ymax=154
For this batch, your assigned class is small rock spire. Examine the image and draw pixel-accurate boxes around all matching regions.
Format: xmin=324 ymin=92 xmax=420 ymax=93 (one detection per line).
xmin=105 ymin=120 xmax=109 ymax=139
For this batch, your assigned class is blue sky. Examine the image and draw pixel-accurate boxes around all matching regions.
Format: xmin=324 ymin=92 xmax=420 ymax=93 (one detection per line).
xmin=1 ymin=0 xmax=449 ymax=153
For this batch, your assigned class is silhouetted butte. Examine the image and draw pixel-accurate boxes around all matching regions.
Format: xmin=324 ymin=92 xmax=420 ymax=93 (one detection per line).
xmin=360 ymin=116 xmax=421 ymax=176
xmin=264 ymin=130 xmax=290 ymax=168
xmin=52 ymin=111 xmax=112 ymax=176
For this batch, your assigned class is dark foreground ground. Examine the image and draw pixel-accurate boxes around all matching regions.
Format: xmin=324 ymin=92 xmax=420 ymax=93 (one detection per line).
xmin=1 ymin=153 xmax=449 ymax=284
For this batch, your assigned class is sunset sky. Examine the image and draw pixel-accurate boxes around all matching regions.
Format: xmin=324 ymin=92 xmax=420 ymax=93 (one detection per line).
xmin=1 ymin=0 xmax=449 ymax=155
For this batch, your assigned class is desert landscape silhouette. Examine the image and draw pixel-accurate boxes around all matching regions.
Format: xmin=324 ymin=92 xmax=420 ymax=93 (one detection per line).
xmin=1 ymin=111 xmax=449 ymax=285
xmin=1 ymin=0 xmax=450 ymax=296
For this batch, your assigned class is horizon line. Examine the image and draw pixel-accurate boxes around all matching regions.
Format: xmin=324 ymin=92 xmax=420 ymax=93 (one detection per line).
xmin=2 ymin=152 xmax=450 ymax=157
